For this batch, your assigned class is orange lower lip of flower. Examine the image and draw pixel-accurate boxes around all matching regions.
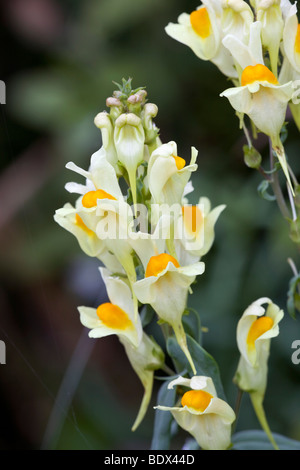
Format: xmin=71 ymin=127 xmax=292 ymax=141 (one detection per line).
xmin=96 ymin=302 xmax=132 ymax=330
xmin=182 ymin=206 xmax=203 ymax=235
xmin=247 ymin=316 xmax=274 ymax=350
xmin=75 ymin=214 xmax=95 ymax=236
xmin=241 ymin=64 xmax=278 ymax=87
xmin=190 ymin=8 xmax=211 ymax=39
xmin=173 ymin=155 xmax=186 ymax=170
xmin=145 ymin=253 xmax=180 ymax=278
xmin=82 ymin=189 xmax=116 ymax=208
xmin=181 ymin=390 xmax=213 ymax=412
xmin=295 ymin=24 xmax=300 ymax=54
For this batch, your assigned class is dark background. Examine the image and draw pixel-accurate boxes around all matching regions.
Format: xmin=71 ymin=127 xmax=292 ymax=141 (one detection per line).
xmin=0 ymin=0 xmax=299 ymax=450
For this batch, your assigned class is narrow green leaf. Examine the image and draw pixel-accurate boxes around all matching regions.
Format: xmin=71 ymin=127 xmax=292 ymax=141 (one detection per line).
xmin=140 ymin=304 xmax=155 ymax=328
xmin=182 ymin=308 xmax=202 ymax=344
xmin=232 ymin=430 xmax=300 ymax=450
xmin=151 ymin=380 xmax=177 ymax=450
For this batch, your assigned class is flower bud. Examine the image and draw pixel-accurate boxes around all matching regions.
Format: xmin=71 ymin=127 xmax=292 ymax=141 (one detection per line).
xmin=141 ymin=103 xmax=159 ymax=148
xmin=114 ymin=113 xmax=145 ymax=209
xmin=257 ymin=0 xmax=284 ymax=75
xmin=94 ymin=112 xmax=119 ymax=169
xmin=243 ymin=145 xmax=262 ymax=169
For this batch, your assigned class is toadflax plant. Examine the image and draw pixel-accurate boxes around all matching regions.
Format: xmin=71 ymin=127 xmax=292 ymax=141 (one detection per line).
xmin=54 ymin=76 xmax=300 ymax=450
xmin=54 ymin=78 xmax=224 ymax=436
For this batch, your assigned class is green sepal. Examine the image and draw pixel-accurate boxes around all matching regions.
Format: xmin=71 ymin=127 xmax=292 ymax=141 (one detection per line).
xmin=151 ymin=379 xmax=177 ymax=450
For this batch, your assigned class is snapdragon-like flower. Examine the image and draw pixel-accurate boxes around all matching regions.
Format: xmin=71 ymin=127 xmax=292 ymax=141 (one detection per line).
xmin=114 ymin=112 xmax=145 ymax=211
xmin=154 ymin=375 xmax=236 ymax=450
xmin=54 ymin=203 xmax=105 ymax=258
xmin=78 ymin=268 xmax=142 ymax=346
xmin=94 ymin=111 xmax=119 ymax=172
xmin=54 ymin=148 xmax=128 ymax=270
xmin=256 ymin=0 xmax=284 ymax=75
xmin=281 ymin=0 xmax=300 ymax=74
xmin=175 ymin=196 xmax=226 ymax=260
xmin=234 ymin=296 xmax=284 ymax=396
xmin=221 ymin=21 xmax=294 ymax=192
xmin=56 ymin=147 xmax=140 ymax=318
xmin=222 ymin=0 xmax=254 ymax=44
xmin=78 ymin=268 xmax=164 ymax=430
xmin=280 ymin=0 xmax=300 ymax=130
xmin=131 ymin=220 xmax=205 ymax=374
xmin=234 ymin=297 xmax=284 ymax=449
xmin=165 ymin=0 xmax=253 ymax=78
xmin=65 ymin=151 xmax=136 ymax=269
xmin=147 ymin=141 xmax=198 ymax=208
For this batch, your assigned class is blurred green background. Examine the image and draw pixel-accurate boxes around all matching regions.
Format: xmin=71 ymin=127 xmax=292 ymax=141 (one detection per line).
xmin=0 ymin=0 xmax=300 ymax=450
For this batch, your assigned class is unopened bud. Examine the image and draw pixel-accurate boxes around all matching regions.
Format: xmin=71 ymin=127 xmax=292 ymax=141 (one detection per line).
xmin=106 ymin=97 xmax=122 ymax=107
xmin=115 ymin=112 xmax=141 ymax=128
xmin=94 ymin=111 xmax=111 ymax=129
xmin=243 ymin=145 xmax=262 ymax=169
xmin=127 ymin=93 xmax=143 ymax=105
xmin=113 ymin=90 xmax=123 ymax=99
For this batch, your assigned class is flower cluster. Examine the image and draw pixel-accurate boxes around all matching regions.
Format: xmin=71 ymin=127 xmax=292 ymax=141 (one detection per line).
xmin=54 ymin=79 xmax=225 ymax=432
xmin=165 ymin=0 xmax=300 ymax=193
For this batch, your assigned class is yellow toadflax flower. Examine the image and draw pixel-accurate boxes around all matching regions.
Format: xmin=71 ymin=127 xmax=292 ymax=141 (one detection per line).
xmin=154 ymin=375 xmax=236 ymax=450
xmin=234 ymin=297 xmax=284 ymax=449
xmin=165 ymin=0 xmax=253 ymax=78
xmin=280 ymin=0 xmax=300 ymax=130
xmin=78 ymin=268 xmax=164 ymax=431
xmin=175 ymin=196 xmax=226 ymax=260
xmin=54 ymin=203 xmax=105 ymax=259
xmin=147 ymin=141 xmax=198 ymax=207
xmin=113 ymin=112 xmax=145 ymax=212
xmin=131 ymin=220 xmax=205 ymax=375
xmin=281 ymin=0 xmax=300 ymax=74
xmin=60 ymin=151 xmax=139 ymax=314
xmin=256 ymin=0 xmax=284 ymax=75
xmin=234 ymin=296 xmax=284 ymax=395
